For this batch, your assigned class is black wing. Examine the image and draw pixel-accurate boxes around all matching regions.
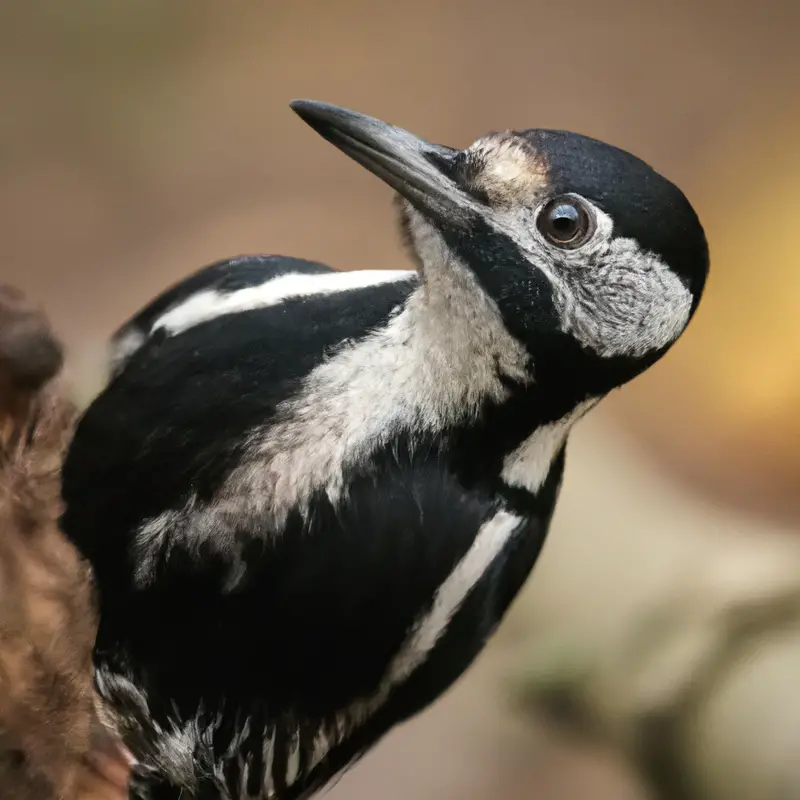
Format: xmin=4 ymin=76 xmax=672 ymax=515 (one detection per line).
xmin=92 ymin=439 xmax=549 ymax=800
xmin=109 ymin=255 xmax=334 ymax=376
xmin=61 ymin=253 xmax=559 ymax=798
xmin=61 ymin=255 xmax=415 ymax=573
xmin=93 ymin=440 xmax=559 ymax=800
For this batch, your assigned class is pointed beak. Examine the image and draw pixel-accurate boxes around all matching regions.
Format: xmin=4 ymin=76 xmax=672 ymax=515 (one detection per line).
xmin=290 ymin=100 xmax=468 ymax=220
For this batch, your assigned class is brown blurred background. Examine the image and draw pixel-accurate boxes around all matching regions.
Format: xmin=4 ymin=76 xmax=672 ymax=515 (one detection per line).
xmin=1 ymin=2 xmax=799 ymax=799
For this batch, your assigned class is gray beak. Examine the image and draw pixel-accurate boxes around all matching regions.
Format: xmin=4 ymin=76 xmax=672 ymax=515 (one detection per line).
xmin=290 ymin=100 xmax=468 ymax=219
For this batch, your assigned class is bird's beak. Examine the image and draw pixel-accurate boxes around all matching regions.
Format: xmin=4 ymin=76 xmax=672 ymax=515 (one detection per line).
xmin=290 ymin=100 xmax=467 ymax=220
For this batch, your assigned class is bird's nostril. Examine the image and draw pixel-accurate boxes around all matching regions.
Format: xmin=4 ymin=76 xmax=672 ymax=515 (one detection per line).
xmin=425 ymin=148 xmax=458 ymax=176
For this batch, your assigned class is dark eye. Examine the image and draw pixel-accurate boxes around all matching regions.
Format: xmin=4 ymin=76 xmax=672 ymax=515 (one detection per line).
xmin=537 ymin=196 xmax=594 ymax=248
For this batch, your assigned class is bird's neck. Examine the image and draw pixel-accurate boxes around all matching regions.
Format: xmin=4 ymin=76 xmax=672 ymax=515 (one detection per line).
xmin=376 ymin=283 xmax=598 ymax=501
xmin=231 ymin=276 xmax=597 ymax=528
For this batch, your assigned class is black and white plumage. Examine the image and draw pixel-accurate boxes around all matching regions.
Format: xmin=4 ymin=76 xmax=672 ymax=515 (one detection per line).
xmin=60 ymin=101 xmax=709 ymax=799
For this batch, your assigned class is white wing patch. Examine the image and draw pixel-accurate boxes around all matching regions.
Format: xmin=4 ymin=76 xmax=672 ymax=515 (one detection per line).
xmin=108 ymin=269 xmax=417 ymax=373
xmin=151 ymin=270 xmax=416 ymax=337
xmin=386 ymin=508 xmax=523 ymax=684
xmin=304 ymin=509 xmax=525 ymax=777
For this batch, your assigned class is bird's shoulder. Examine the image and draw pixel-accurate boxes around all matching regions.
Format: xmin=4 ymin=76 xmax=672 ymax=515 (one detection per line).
xmin=108 ymin=254 xmax=416 ymax=374
xmin=61 ymin=258 xmax=417 ymax=560
xmin=111 ymin=254 xmax=333 ymax=360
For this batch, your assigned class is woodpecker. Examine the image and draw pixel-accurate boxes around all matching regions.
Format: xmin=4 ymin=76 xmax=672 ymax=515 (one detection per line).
xmin=61 ymin=100 xmax=709 ymax=799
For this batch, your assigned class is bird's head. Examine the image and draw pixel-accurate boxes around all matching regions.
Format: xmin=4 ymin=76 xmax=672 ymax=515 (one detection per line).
xmin=291 ymin=100 xmax=709 ymax=399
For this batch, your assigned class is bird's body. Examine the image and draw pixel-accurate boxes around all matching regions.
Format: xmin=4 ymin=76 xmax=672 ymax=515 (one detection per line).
xmin=61 ymin=102 xmax=709 ymax=799
xmin=67 ymin=256 xmax=571 ymax=798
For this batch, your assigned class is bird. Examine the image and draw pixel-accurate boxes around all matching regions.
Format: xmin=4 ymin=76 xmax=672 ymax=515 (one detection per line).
xmin=60 ymin=100 xmax=709 ymax=799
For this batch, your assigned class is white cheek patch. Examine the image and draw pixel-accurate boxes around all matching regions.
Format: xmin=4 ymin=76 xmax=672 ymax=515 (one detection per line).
xmin=488 ymin=203 xmax=693 ymax=358
xmin=562 ymin=236 xmax=693 ymax=358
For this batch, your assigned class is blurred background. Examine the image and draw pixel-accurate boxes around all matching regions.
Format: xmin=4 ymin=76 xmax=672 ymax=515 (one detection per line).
xmin=1 ymin=2 xmax=799 ymax=798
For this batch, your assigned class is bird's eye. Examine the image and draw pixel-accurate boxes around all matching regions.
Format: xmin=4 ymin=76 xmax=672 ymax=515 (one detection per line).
xmin=536 ymin=196 xmax=594 ymax=249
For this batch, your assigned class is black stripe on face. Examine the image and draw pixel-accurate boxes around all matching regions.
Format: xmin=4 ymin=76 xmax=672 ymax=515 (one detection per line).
xmin=436 ymin=212 xmax=671 ymax=400
xmin=437 ymin=213 xmax=561 ymax=343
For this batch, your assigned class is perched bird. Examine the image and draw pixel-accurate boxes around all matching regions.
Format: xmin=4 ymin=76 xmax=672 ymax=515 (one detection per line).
xmin=61 ymin=100 xmax=709 ymax=799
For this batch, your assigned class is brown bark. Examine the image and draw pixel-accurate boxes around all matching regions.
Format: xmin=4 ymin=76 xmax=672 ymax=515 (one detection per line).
xmin=0 ymin=285 xmax=131 ymax=799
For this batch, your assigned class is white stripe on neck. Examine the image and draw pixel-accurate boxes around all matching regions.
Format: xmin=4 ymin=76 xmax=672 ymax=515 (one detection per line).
xmin=501 ymin=399 xmax=598 ymax=494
